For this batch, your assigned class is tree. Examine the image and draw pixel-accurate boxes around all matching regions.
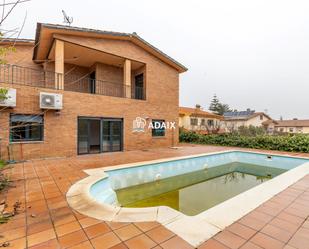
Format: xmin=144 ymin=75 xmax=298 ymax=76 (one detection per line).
xmin=0 ymin=0 xmax=29 ymax=64
xmin=216 ymin=103 xmax=231 ymax=115
xmin=209 ymin=94 xmax=231 ymax=115
xmin=209 ymin=94 xmax=220 ymax=113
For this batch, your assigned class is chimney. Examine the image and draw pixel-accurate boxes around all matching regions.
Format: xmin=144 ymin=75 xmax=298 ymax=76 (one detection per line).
xmin=293 ymin=118 xmax=298 ymax=120
xmin=195 ymin=104 xmax=201 ymax=110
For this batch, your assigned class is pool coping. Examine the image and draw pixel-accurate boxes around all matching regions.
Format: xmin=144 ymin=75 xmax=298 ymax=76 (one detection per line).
xmin=66 ymin=150 xmax=309 ymax=247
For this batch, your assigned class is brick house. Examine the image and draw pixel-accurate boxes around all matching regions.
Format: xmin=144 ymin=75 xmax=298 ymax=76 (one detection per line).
xmin=0 ymin=23 xmax=187 ymax=160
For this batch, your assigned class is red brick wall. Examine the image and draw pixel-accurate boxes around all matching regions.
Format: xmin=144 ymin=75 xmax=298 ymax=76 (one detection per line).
xmin=0 ymin=38 xmax=180 ymax=160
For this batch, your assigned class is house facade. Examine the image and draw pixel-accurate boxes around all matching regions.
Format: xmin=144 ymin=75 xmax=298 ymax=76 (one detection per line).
xmin=179 ymin=106 xmax=224 ymax=134
xmin=263 ymin=119 xmax=309 ymax=134
xmin=0 ymin=23 xmax=187 ymax=160
xmin=223 ymin=109 xmax=272 ymax=132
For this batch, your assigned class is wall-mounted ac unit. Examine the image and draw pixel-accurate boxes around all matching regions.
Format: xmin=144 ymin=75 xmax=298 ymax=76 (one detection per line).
xmin=40 ymin=92 xmax=63 ymax=110
xmin=0 ymin=88 xmax=16 ymax=107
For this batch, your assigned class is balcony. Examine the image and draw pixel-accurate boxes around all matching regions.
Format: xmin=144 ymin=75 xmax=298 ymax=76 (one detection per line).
xmin=0 ymin=64 xmax=145 ymax=100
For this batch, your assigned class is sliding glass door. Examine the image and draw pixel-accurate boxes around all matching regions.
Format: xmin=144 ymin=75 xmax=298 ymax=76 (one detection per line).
xmin=102 ymin=120 xmax=122 ymax=152
xmin=78 ymin=117 xmax=123 ymax=154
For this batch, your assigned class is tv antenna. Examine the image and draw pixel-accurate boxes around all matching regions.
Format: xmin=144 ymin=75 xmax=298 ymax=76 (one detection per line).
xmin=62 ymin=10 xmax=73 ymax=26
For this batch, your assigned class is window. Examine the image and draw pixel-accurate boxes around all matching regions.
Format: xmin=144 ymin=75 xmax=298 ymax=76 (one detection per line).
xmin=200 ymin=119 xmax=205 ymax=126
xmin=134 ymin=74 xmax=144 ymax=100
xmin=190 ymin=118 xmax=198 ymax=126
xmin=280 ymin=128 xmax=284 ymax=132
xmin=207 ymin=119 xmax=214 ymax=127
xmin=260 ymin=115 xmax=263 ymax=120
xmin=152 ymin=119 xmax=165 ymax=137
xmin=10 ymin=114 xmax=43 ymax=142
xmin=289 ymin=128 xmax=294 ymax=133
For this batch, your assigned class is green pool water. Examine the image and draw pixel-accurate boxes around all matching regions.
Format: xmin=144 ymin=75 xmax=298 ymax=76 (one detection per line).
xmin=115 ymin=162 xmax=287 ymax=215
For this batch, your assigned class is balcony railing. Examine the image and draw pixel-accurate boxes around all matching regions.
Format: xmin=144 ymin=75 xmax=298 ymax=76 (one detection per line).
xmin=0 ymin=64 xmax=145 ymax=100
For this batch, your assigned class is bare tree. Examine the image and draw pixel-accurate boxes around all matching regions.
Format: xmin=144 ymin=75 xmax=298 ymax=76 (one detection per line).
xmin=0 ymin=0 xmax=30 ymax=64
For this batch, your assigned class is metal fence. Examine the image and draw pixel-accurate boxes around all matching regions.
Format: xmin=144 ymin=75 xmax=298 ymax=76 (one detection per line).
xmin=0 ymin=64 xmax=145 ymax=100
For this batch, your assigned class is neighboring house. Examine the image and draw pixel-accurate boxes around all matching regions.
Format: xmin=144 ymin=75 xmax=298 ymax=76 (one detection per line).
xmin=179 ymin=106 xmax=224 ymax=134
xmin=0 ymin=23 xmax=187 ymax=160
xmin=263 ymin=119 xmax=309 ymax=134
xmin=223 ymin=109 xmax=272 ymax=132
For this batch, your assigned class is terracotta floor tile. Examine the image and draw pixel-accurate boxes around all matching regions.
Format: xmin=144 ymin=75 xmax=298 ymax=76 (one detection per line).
xmin=227 ymin=222 xmax=257 ymax=240
xmin=79 ymin=217 xmax=102 ymax=228
xmin=27 ymin=220 xmax=54 ymax=235
xmin=106 ymin=222 xmax=131 ymax=230
xmin=56 ymin=220 xmax=82 ymax=236
xmin=3 ymin=237 xmax=26 ymax=249
xmin=91 ymin=231 xmax=121 ymax=249
xmin=28 ymin=238 xmax=60 ymax=249
xmin=68 ymin=240 xmax=94 ymax=249
xmin=288 ymin=227 xmax=309 ymax=249
xmin=133 ymin=222 xmax=160 ymax=232
xmin=125 ymin=234 xmax=157 ymax=249
xmin=269 ymin=217 xmax=300 ymax=233
xmin=276 ymin=211 xmax=304 ymax=226
xmin=0 ymin=227 xmax=26 ymax=243
xmin=160 ymin=236 xmax=193 ymax=249
xmin=116 ymin=224 xmax=143 ymax=241
xmin=27 ymin=229 xmax=56 ymax=247
xmin=238 ymin=216 xmax=266 ymax=231
xmin=84 ymin=223 xmax=111 ymax=239
xmin=109 ymin=243 xmax=129 ymax=249
xmin=284 ymin=206 xmax=308 ymax=219
xmin=214 ymin=230 xmax=246 ymax=249
xmin=198 ymin=239 xmax=229 ymax=249
xmin=59 ymin=230 xmax=88 ymax=248
xmin=247 ymin=211 xmax=273 ymax=223
xmin=250 ymin=232 xmax=285 ymax=249
xmin=302 ymin=220 xmax=309 ymax=229
xmin=240 ymin=241 xmax=263 ymax=249
xmin=146 ymin=226 xmax=175 ymax=244
xmin=53 ymin=213 xmax=77 ymax=227
xmin=261 ymin=224 xmax=293 ymax=243
xmin=283 ymin=245 xmax=297 ymax=249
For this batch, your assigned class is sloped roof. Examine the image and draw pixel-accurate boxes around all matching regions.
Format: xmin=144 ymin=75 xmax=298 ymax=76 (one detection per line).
xmin=179 ymin=107 xmax=224 ymax=120
xmin=224 ymin=111 xmax=272 ymax=121
xmin=274 ymin=120 xmax=309 ymax=127
xmin=33 ymin=23 xmax=187 ymax=73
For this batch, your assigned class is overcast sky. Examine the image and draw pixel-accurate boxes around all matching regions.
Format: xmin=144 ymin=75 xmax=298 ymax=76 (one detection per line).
xmin=5 ymin=0 xmax=309 ymax=119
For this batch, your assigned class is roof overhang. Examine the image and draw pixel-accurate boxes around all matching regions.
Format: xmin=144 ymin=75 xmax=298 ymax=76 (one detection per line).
xmin=33 ymin=23 xmax=187 ymax=73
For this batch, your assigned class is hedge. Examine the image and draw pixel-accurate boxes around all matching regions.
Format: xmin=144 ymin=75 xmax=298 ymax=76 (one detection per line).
xmin=179 ymin=130 xmax=309 ymax=153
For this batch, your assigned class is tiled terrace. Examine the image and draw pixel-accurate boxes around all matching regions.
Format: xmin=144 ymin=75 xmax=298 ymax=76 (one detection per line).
xmin=0 ymin=144 xmax=308 ymax=249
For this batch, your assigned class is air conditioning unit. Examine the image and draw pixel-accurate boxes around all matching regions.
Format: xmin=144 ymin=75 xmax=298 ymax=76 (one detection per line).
xmin=40 ymin=92 xmax=63 ymax=110
xmin=0 ymin=88 xmax=16 ymax=107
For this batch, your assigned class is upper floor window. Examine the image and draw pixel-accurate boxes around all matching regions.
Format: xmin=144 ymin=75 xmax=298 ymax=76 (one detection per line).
xmin=152 ymin=119 xmax=165 ymax=137
xmin=190 ymin=118 xmax=198 ymax=126
xmin=134 ymin=74 xmax=144 ymax=100
xmin=10 ymin=114 xmax=44 ymax=142
xmin=260 ymin=115 xmax=263 ymax=120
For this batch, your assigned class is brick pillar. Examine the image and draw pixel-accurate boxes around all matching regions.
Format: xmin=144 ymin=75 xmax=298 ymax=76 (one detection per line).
xmin=55 ymin=40 xmax=64 ymax=90
xmin=123 ymin=59 xmax=131 ymax=98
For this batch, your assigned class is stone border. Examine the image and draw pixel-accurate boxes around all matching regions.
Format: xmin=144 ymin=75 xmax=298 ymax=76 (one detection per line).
xmin=66 ymin=150 xmax=309 ymax=247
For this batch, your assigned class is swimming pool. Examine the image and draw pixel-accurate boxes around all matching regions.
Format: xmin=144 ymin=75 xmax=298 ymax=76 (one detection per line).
xmin=67 ymin=150 xmax=309 ymax=247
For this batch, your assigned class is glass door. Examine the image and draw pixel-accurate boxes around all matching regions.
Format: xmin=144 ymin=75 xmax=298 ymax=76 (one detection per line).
xmin=78 ymin=117 xmax=123 ymax=154
xmin=78 ymin=119 xmax=89 ymax=154
xmin=102 ymin=119 xmax=123 ymax=152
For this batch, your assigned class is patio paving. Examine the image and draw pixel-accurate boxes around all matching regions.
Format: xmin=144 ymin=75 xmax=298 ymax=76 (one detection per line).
xmin=0 ymin=144 xmax=308 ymax=249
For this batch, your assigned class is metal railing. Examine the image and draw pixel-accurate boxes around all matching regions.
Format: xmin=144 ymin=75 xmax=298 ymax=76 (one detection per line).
xmin=0 ymin=64 xmax=145 ymax=100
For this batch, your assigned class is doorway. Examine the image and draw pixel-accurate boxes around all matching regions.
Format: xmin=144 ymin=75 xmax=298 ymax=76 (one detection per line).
xmin=78 ymin=117 xmax=123 ymax=154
